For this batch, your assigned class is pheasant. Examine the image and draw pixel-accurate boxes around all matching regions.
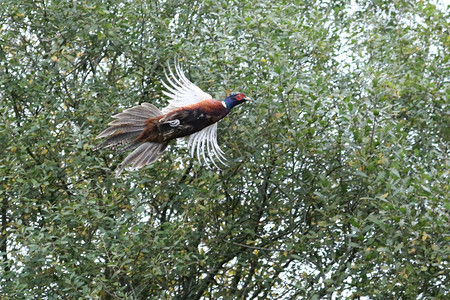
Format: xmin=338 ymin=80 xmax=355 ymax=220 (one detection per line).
xmin=95 ymin=61 xmax=249 ymax=176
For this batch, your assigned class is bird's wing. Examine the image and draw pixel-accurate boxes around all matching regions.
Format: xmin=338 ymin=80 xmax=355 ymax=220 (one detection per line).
xmin=187 ymin=123 xmax=227 ymax=168
xmin=161 ymin=60 xmax=226 ymax=167
xmin=161 ymin=61 xmax=212 ymax=114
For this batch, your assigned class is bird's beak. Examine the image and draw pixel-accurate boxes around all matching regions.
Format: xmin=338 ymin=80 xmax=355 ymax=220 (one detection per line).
xmin=245 ymin=96 xmax=252 ymax=102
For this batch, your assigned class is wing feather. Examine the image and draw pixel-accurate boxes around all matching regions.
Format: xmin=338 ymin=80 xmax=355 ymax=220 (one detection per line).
xmin=187 ymin=123 xmax=227 ymax=168
xmin=161 ymin=60 xmax=212 ymax=113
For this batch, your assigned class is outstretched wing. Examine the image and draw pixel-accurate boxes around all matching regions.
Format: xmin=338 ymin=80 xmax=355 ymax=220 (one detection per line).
xmin=187 ymin=123 xmax=227 ymax=168
xmin=161 ymin=60 xmax=212 ymax=114
xmin=161 ymin=60 xmax=227 ymax=167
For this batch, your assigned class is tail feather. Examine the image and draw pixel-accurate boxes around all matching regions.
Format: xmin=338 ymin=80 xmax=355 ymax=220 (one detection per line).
xmin=115 ymin=142 xmax=168 ymax=177
xmin=97 ymin=125 xmax=145 ymax=139
xmin=95 ymin=131 xmax=141 ymax=150
xmin=141 ymin=103 xmax=164 ymax=115
xmin=131 ymin=146 xmax=155 ymax=169
xmin=114 ymin=105 xmax=160 ymax=119
xmin=110 ymin=113 xmax=149 ymax=122
xmin=115 ymin=140 xmax=141 ymax=154
xmin=132 ymin=143 xmax=167 ymax=169
xmin=108 ymin=117 xmax=147 ymax=126
xmin=95 ymin=102 xmax=167 ymax=176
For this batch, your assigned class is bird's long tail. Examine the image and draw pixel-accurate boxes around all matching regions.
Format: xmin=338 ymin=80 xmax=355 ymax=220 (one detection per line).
xmin=95 ymin=103 xmax=168 ymax=176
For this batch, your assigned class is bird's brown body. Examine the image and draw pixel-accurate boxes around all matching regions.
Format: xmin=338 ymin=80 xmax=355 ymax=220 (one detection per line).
xmin=137 ymin=99 xmax=229 ymax=143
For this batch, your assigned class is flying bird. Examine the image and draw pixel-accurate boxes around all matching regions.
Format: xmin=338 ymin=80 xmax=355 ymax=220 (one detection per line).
xmin=95 ymin=61 xmax=249 ymax=176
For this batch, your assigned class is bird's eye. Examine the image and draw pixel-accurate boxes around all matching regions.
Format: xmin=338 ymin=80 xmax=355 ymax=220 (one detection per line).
xmin=235 ymin=93 xmax=245 ymax=101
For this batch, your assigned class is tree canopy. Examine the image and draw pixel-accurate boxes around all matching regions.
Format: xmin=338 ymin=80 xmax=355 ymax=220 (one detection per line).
xmin=1 ymin=0 xmax=448 ymax=298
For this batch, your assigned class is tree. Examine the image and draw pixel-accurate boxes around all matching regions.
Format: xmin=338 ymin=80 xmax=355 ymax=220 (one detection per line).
xmin=1 ymin=0 xmax=448 ymax=298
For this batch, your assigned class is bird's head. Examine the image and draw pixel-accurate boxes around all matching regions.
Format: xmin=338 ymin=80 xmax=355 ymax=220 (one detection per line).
xmin=224 ymin=92 xmax=249 ymax=110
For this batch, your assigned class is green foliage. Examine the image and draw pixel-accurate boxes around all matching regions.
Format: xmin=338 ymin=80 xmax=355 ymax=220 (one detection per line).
xmin=1 ymin=0 xmax=448 ymax=298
